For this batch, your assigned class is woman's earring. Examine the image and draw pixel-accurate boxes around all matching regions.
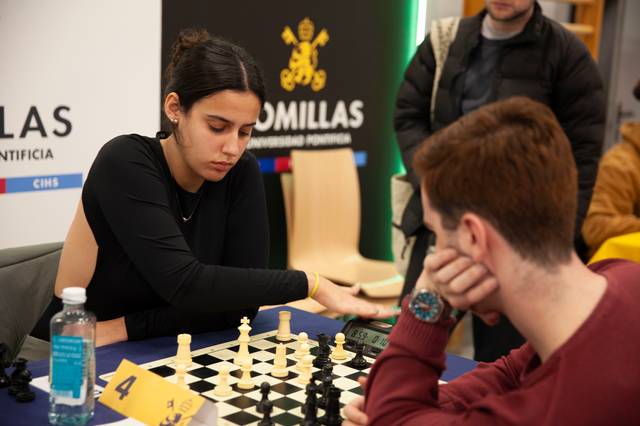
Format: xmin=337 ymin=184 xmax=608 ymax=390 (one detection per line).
xmin=172 ymin=118 xmax=178 ymax=124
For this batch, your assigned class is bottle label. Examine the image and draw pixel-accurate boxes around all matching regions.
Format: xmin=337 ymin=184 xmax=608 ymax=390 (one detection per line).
xmin=51 ymin=335 xmax=86 ymax=404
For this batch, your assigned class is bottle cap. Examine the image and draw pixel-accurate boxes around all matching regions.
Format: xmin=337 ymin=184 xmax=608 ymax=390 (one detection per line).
xmin=61 ymin=287 xmax=87 ymax=304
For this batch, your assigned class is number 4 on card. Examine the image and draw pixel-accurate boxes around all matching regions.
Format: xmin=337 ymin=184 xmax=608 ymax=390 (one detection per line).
xmin=114 ymin=375 xmax=137 ymax=400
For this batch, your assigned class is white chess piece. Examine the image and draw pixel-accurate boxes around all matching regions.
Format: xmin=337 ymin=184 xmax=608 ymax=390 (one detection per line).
xmin=175 ymin=363 xmax=189 ymax=390
xmin=213 ymin=367 xmax=232 ymax=397
xmin=295 ymin=342 xmax=311 ymax=372
xmin=276 ymin=310 xmax=292 ymax=341
xmin=271 ymin=343 xmax=288 ymax=378
xmin=295 ymin=342 xmax=310 ymax=372
xmin=297 ymin=354 xmax=313 ymax=385
xmin=237 ymin=360 xmax=255 ymax=390
xmin=330 ymin=332 xmax=348 ymax=361
xmin=233 ymin=316 xmax=252 ymax=366
xmin=176 ymin=334 xmax=192 ymax=367
xmin=293 ymin=332 xmax=309 ymax=359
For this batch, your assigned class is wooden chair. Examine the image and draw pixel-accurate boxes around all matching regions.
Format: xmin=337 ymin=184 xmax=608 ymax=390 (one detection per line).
xmin=285 ymin=148 xmax=403 ymax=298
xmin=264 ymin=172 xmax=325 ymax=314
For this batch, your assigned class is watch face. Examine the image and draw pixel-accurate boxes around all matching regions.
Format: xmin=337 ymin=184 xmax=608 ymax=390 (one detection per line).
xmin=410 ymin=290 xmax=443 ymax=322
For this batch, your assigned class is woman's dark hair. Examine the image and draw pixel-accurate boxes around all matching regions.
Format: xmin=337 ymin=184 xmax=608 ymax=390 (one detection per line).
xmin=164 ymin=28 xmax=266 ymax=119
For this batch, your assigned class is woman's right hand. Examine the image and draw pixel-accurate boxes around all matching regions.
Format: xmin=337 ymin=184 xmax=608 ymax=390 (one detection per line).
xmin=307 ymin=273 xmax=399 ymax=319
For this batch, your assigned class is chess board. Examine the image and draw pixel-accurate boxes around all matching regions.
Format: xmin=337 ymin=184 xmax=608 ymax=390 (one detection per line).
xmin=99 ymin=331 xmax=374 ymax=426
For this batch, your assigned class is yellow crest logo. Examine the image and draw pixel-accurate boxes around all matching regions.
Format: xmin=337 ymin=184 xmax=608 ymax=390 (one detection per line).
xmin=280 ymin=17 xmax=329 ymax=92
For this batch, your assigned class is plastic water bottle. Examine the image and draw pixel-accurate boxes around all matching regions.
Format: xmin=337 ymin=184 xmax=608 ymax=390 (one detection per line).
xmin=48 ymin=287 xmax=96 ymax=425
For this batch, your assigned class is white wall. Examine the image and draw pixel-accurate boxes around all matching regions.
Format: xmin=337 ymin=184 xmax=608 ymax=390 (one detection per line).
xmin=0 ymin=0 xmax=161 ymax=248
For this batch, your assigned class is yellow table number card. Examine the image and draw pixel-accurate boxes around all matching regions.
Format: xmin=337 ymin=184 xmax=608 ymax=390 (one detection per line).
xmin=99 ymin=359 xmax=217 ymax=425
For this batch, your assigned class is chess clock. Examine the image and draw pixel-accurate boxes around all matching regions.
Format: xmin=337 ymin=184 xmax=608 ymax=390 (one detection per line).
xmin=340 ymin=319 xmax=394 ymax=358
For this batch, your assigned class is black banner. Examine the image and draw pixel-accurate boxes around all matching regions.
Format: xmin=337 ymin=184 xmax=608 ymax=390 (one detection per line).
xmin=162 ymin=0 xmax=419 ymax=268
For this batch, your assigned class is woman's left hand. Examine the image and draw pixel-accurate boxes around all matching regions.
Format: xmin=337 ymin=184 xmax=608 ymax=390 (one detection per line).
xmin=96 ymin=317 xmax=128 ymax=347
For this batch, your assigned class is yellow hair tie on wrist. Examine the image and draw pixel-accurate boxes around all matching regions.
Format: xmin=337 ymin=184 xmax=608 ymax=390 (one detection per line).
xmin=309 ymin=272 xmax=320 ymax=298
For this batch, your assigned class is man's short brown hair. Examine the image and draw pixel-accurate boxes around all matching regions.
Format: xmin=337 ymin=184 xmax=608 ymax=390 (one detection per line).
xmin=414 ymin=97 xmax=577 ymax=266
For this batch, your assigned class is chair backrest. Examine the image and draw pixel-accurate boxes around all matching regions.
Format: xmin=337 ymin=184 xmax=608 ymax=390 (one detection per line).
xmin=280 ymin=172 xmax=294 ymax=264
xmin=0 ymin=242 xmax=62 ymax=361
xmin=289 ymin=148 xmax=361 ymax=260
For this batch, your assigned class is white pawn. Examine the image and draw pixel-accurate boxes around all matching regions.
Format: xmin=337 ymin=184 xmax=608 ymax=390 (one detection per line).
xmin=293 ymin=332 xmax=309 ymax=359
xmin=295 ymin=342 xmax=310 ymax=372
xmin=175 ymin=363 xmax=189 ymax=390
xmin=276 ymin=310 xmax=292 ymax=342
xmin=176 ymin=334 xmax=192 ymax=367
xmin=297 ymin=354 xmax=313 ymax=385
xmin=237 ymin=360 xmax=255 ymax=390
xmin=330 ymin=332 xmax=348 ymax=361
xmin=213 ymin=367 xmax=232 ymax=397
xmin=271 ymin=343 xmax=288 ymax=378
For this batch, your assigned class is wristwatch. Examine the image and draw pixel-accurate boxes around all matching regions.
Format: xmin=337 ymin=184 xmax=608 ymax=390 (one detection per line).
xmin=409 ymin=288 xmax=453 ymax=323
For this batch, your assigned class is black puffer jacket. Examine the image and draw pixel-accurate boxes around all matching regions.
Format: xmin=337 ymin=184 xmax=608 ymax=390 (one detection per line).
xmin=395 ymin=3 xmax=605 ymax=244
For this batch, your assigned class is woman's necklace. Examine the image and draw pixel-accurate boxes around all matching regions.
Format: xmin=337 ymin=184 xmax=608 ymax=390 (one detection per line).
xmin=176 ymin=186 xmax=204 ymax=222
xmin=161 ymin=144 xmax=204 ymax=223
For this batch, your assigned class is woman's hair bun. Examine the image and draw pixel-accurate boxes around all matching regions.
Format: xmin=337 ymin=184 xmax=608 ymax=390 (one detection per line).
xmin=166 ymin=28 xmax=212 ymax=82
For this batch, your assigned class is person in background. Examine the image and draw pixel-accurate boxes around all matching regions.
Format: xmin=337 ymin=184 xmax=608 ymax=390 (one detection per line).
xmin=395 ymin=0 xmax=605 ymax=363
xmin=30 ymin=29 xmax=395 ymax=347
xmin=344 ymin=97 xmax=640 ymax=426
xmin=582 ymin=78 xmax=640 ymax=257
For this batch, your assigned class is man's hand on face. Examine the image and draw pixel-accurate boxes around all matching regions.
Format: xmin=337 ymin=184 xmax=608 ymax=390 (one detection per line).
xmin=418 ymin=248 xmax=500 ymax=324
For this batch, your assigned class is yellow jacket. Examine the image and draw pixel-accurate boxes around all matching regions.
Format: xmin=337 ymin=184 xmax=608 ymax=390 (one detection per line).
xmin=583 ymin=122 xmax=640 ymax=256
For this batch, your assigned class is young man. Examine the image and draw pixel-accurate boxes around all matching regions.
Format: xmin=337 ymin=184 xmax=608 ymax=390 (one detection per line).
xmin=396 ymin=0 xmax=605 ymax=362
xmin=344 ymin=97 xmax=640 ymax=425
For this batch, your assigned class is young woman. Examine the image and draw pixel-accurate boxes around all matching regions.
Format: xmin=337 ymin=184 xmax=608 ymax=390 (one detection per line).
xmin=32 ymin=29 xmax=394 ymax=346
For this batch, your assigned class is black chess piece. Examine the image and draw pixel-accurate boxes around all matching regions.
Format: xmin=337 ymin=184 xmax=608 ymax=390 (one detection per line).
xmin=0 ymin=343 xmax=11 ymax=388
xmin=318 ymin=386 xmax=342 ymax=426
xmin=257 ymin=381 xmax=271 ymax=414
xmin=257 ymin=399 xmax=273 ymax=426
xmin=313 ymin=334 xmax=331 ymax=369
xmin=15 ymin=388 xmax=36 ymax=403
xmin=301 ymin=380 xmax=318 ymax=415
xmin=317 ymin=373 xmax=333 ymax=409
xmin=347 ymin=342 xmax=368 ymax=369
xmin=9 ymin=358 xmax=35 ymax=403
xmin=313 ymin=363 xmax=332 ymax=383
xmin=301 ymin=383 xmax=320 ymax=426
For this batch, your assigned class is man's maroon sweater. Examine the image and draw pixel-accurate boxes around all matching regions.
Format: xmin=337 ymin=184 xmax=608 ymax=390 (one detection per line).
xmin=365 ymin=259 xmax=640 ymax=425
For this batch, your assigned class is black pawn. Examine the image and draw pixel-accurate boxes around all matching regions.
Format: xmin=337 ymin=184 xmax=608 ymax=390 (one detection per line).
xmin=258 ymin=399 xmax=273 ymax=426
xmin=257 ymin=381 xmax=271 ymax=414
xmin=348 ymin=342 xmax=368 ymax=369
xmin=301 ymin=380 xmax=318 ymax=415
xmin=319 ymin=386 xmax=342 ymax=426
xmin=0 ymin=343 xmax=10 ymax=388
xmin=317 ymin=373 xmax=333 ymax=409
